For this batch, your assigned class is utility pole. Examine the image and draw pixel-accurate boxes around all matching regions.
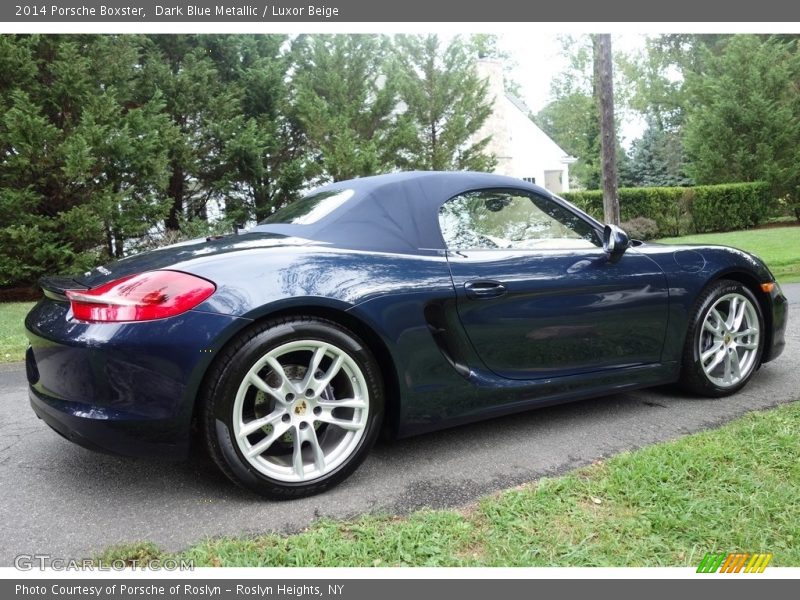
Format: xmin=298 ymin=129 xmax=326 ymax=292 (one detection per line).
xmin=593 ymin=34 xmax=620 ymax=225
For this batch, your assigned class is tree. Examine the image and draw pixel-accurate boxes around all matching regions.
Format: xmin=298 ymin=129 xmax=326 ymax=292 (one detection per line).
xmin=628 ymin=115 xmax=692 ymax=187
xmin=135 ymin=35 xmax=312 ymax=226
xmin=534 ymin=35 xmax=631 ymax=191
xmin=292 ymin=34 xmax=403 ymax=183
xmin=683 ymin=36 xmax=799 ymax=184
xmin=392 ymin=34 xmax=495 ymax=172
xmin=0 ymin=32 xmax=520 ymax=289
xmin=139 ymin=35 xmax=242 ymax=229
xmin=594 ymin=34 xmax=620 ymax=225
xmin=620 ymin=35 xmax=729 ymax=132
xmin=683 ymin=35 xmax=800 ymax=219
xmin=0 ymin=35 xmax=173 ymax=285
xmin=536 ymin=93 xmax=600 ymax=189
xmin=210 ymin=35 xmax=311 ymax=222
xmin=619 ymin=34 xmax=732 ymax=190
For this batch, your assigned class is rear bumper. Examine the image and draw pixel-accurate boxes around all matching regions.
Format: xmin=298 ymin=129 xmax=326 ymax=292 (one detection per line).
xmin=29 ymin=385 xmax=188 ymax=458
xmin=25 ymin=298 xmax=248 ymax=459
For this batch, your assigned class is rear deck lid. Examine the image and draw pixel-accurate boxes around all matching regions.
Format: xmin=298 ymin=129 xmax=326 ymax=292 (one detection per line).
xmin=72 ymin=231 xmax=307 ymax=288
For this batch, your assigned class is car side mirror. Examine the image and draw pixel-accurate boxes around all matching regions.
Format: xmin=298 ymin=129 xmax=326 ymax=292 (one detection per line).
xmin=603 ymin=224 xmax=630 ymax=263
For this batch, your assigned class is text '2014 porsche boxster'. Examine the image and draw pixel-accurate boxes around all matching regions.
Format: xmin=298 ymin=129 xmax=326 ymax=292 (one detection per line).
xmin=25 ymin=172 xmax=788 ymax=498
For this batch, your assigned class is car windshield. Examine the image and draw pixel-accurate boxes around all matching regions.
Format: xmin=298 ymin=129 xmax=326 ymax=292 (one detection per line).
xmin=259 ymin=189 xmax=354 ymax=225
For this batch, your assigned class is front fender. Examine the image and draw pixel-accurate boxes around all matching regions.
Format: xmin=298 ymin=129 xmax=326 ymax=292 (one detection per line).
xmin=638 ymin=242 xmax=784 ymax=365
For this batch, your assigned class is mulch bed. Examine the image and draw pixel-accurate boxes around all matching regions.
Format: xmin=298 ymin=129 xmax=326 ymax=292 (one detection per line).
xmin=0 ymin=287 xmax=43 ymax=302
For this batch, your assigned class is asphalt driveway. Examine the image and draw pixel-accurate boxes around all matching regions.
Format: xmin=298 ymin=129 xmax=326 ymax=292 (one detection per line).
xmin=1 ymin=284 xmax=798 ymax=564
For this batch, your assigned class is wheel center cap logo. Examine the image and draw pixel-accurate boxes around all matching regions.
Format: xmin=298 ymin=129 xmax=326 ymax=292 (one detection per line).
xmin=294 ymin=400 xmax=308 ymax=416
xmin=724 ymin=334 xmax=732 ymax=345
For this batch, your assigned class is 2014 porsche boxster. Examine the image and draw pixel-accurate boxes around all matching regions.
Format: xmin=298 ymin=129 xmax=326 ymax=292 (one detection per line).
xmin=26 ymin=171 xmax=788 ymax=498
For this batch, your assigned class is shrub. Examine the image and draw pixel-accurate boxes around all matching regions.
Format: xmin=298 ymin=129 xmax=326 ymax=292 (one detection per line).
xmin=691 ymin=182 xmax=773 ymax=233
xmin=620 ymin=217 xmax=659 ymax=241
xmin=563 ymin=182 xmax=774 ymax=236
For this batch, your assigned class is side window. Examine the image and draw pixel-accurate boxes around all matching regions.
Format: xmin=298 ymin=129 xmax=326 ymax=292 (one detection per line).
xmin=438 ymin=189 xmax=601 ymax=250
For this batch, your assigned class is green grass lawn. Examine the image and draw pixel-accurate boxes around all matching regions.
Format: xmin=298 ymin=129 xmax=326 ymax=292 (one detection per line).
xmin=659 ymin=226 xmax=800 ymax=283
xmin=0 ymin=302 xmax=34 ymax=363
xmin=97 ymin=400 xmax=800 ymax=567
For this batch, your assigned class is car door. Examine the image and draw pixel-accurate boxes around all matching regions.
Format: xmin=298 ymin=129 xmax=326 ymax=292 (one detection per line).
xmin=439 ymin=188 xmax=669 ymax=381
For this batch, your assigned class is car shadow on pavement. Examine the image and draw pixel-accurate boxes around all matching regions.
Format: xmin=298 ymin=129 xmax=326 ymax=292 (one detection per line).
xmin=27 ymin=388 xmax=671 ymax=505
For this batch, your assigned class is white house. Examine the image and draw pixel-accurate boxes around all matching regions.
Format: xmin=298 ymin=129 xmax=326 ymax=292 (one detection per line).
xmin=474 ymin=59 xmax=576 ymax=194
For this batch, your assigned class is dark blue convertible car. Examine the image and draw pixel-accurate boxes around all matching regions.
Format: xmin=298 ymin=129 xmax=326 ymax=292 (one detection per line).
xmin=25 ymin=172 xmax=788 ymax=497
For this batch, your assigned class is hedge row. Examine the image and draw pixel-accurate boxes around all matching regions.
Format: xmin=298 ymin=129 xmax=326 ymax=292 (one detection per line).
xmin=562 ymin=182 xmax=773 ymax=237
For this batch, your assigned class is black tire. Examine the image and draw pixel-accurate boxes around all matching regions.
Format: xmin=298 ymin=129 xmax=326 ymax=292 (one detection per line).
xmin=679 ymin=279 xmax=764 ymax=397
xmin=200 ymin=316 xmax=384 ymax=499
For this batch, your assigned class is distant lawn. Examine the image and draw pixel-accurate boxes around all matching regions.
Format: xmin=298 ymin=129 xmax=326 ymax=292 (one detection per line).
xmin=97 ymin=400 xmax=800 ymax=567
xmin=659 ymin=226 xmax=800 ymax=283
xmin=0 ymin=302 xmax=34 ymax=363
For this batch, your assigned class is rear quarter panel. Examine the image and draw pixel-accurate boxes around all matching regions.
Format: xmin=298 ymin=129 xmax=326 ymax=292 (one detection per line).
xmin=174 ymin=247 xmax=461 ymax=432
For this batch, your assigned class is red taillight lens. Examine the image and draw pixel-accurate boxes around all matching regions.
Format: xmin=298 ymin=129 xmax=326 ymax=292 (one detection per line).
xmin=66 ymin=271 xmax=216 ymax=323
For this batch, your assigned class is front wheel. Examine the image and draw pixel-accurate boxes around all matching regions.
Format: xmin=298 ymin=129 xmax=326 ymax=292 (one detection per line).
xmin=679 ymin=279 xmax=764 ymax=397
xmin=201 ymin=317 xmax=384 ymax=499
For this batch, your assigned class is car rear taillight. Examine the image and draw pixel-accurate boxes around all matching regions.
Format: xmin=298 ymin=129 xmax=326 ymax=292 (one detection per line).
xmin=66 ymin=271 xmax=216 ymax=323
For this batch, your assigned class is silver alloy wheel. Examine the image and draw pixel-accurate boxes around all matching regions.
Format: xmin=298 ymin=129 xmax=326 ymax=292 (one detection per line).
xmin=232 ymin=340 xmax=369 ymax=482
xmin=699 ymin=292 xmax=760 ymax=388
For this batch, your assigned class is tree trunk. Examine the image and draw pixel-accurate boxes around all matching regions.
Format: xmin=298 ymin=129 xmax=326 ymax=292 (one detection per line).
xmin=430 ymin=121 xmax=437 ymax=170
xmin=188 ymin=196 xmax=207 ymax=222
xmin=113 ymin=228 xmax=124 ymax=258
xmin=253 ymin=183 xmax=271 ymax=222
xmin=165 ymin=161 xmax=184 ymax=231
xmin=594 ymin=34 xmax=620 ymax=226
xmin=104 ymin=222 xmax=114 ymax=259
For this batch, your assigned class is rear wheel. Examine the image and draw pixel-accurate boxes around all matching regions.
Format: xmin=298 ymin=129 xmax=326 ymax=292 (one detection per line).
xmin=201 ymin=317 xmax=384 ymax=499
xmin=679 ymin=280 xmax=764 ymax=397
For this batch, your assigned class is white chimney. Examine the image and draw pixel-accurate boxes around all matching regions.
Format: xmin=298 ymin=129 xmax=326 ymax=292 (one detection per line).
xmin=473 ymin=59 xmax=513 ymax=175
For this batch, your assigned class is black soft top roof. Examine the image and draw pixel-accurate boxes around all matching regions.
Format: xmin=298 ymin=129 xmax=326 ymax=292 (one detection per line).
xmin=252 ymin=171 xmax=562 ymax=254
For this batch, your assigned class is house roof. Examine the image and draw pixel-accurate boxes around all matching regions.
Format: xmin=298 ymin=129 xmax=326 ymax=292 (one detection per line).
xmin=505 ymin=92 xmax=535 ymax=118
xmin=505 ymin=92 xmax=577 ymax=164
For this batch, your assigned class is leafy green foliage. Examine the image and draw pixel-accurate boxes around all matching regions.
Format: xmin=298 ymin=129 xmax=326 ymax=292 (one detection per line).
xmin=533 ymin=36 xmax=599 ymax=189
xmin=620 ymin=216 xmax=659 ymax=241
xmin=682 ymin=36 xmax=800 ymax=222
xmin=615 ymin=35 xmax=731 ymax=191
xmin=204 ymin=35 xmax=311 ymax=221
xmin=0 ymin=35 xmax=174 ymax=284
xmin=1 ymin=34 xmax=499 ymax=287
xmin=620 ymin=34 xmax=730 ymax=132
xmin=534 ymin=35 xmax=635 ymax=190
xmin=628 ymin=115 xmax=692 ymax=187
xmin=536 ymin=91 xmax=601 ymax=189
xmin=690 ymin=183 xmax=775 ymax=233
xmin=292 ymin=35 xmax=403 ymax=183
xmin=76 ymin=34 xmax=309 ymax=230
xmin=564 ymin=182 xmax=773 ymax=236
xmin=620 ymin=34 xmax=800 ymax=221
xmin=683 ymin=36 xmax=798 ymax=187
xmin=392 ymin=35 xmax=495 ymax=172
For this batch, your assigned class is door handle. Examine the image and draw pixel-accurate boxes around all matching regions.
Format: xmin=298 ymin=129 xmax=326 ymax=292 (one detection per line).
xmin=464 ymin=280 xmax=507 ymax=300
